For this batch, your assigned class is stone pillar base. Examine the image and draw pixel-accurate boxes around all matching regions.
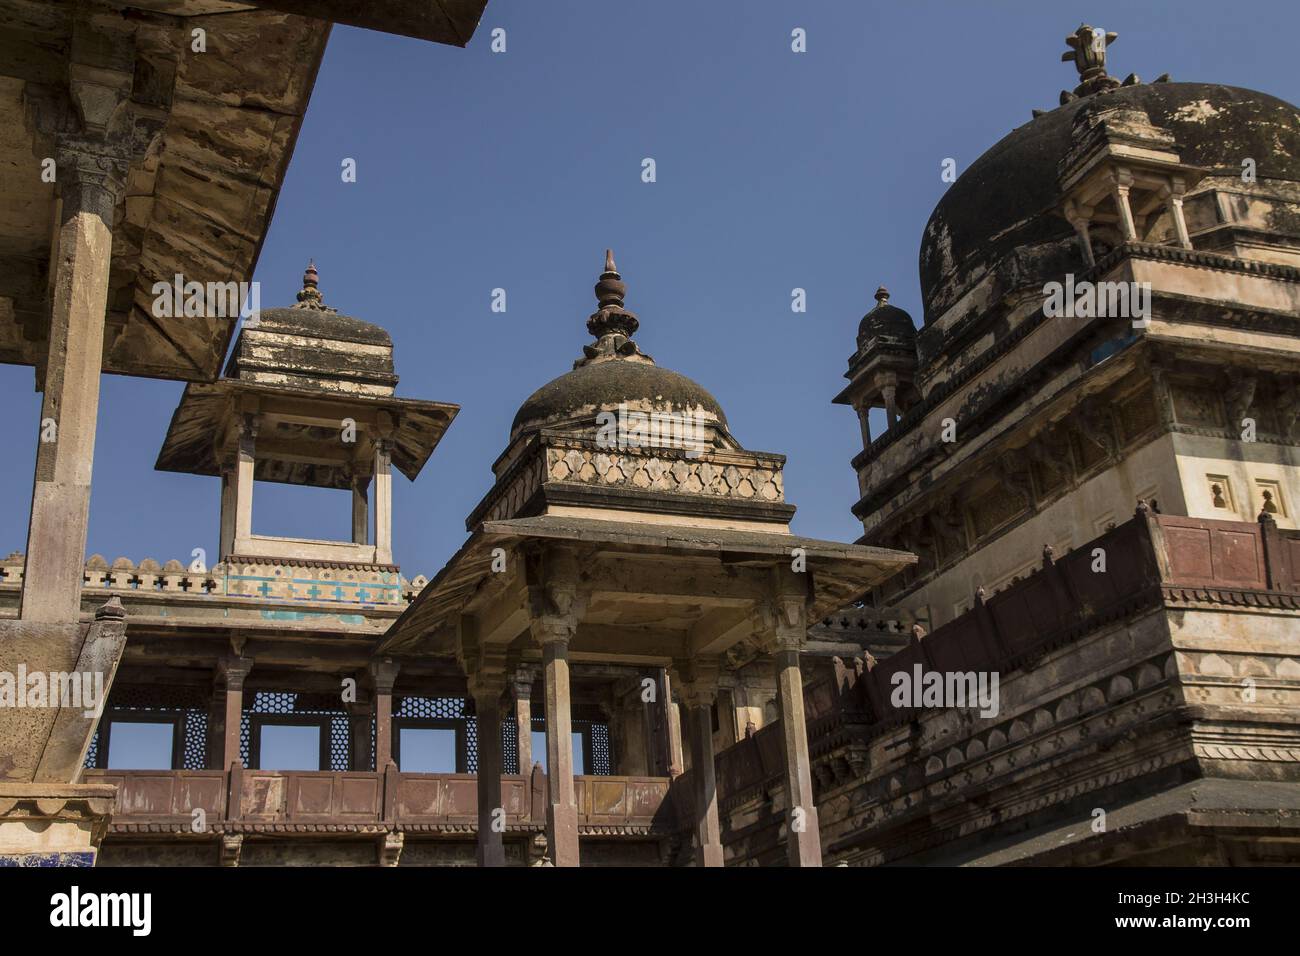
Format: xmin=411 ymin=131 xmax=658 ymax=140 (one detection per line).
xmin=0 ymin=783 xmax=116 ymax=867
xmin=547 ymin=803 xmax=580 ymax=867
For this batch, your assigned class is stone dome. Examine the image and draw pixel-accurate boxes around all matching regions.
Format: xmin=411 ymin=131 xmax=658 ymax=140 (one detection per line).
xmin=919 ymin=81 xmax=1300 ymax=324
xmin=857 ymin=286 xmax=917 ymax=352
xmin=224 ymin=262 xmax=397 ymax=394
xmin=510 ymin=251 xmax=728 ymax=439
xmin=512 ymin=359 xmax=727 ymax=437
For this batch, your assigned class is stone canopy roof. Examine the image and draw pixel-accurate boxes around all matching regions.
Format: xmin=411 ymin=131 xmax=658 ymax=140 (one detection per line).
xmin=155 ymin=265 xmax=457 ymax=488
xmin=380 ymin=514 xmax=916 ymax=659
xmin=223 ymin=262 xmax=398 ymax=395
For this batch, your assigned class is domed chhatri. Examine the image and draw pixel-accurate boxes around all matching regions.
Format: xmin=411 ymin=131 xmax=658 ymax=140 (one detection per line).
xmin=470 ymin=251 xmax=794 ymax=531
xmin=224 ymin=261 xmax=396 ymax=395
xmin=156 ymin=259 xmax=458 ymax=565
xmin=919 ymin=27 xmax=1300 ymax=324
xmin=511 ymin=250 xmax=728 ymax=440
xmin=857 ymin=286 xmax=916 ymax=352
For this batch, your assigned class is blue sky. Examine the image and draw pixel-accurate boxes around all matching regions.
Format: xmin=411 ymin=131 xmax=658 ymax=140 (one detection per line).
xmin=3 ymin=0 xmax=1297 ymax=581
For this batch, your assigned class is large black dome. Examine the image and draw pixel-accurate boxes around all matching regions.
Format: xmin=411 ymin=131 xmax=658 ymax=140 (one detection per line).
xmin=919 ymin=82 xmax=1300 ymax=324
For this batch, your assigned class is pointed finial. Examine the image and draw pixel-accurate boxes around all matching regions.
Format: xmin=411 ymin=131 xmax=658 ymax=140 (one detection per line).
xmin=595 ymin=249 xmax=625 ymax=310
xmin=874 ymin=286 xmax=890 ymax=305
xmin=586 ymin=248 xmax=639 ymax=342
xmin=294 ymin=259 xmax=334 ymax=312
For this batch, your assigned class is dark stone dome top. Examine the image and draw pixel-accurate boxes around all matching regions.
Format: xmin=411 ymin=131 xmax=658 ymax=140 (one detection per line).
xmin=510 ymin=251 xmax=728 ymax=439
xmin=512 ymin=359 xmax=727 ymax=437
xmin=919 ymin=81 xmax=1300 ymax=324
xmin=857 ymin=286 xmax=917 ymax=351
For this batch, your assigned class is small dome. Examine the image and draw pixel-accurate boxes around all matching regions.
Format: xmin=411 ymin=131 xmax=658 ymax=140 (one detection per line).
xmin=249 ymin=306 xmax=391 ymax=349
xmin=857 ymin=286 xmax=916 ymax=352
xmin=510 ymin=251 xmax=728 ymax=439
xmin=512 ymin=359 xmax=727 ymax=437
xmin=224 ymin=262 xmax=397 ymax=393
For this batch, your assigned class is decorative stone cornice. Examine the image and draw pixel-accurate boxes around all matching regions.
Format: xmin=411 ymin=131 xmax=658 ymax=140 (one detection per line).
xmin=0 ymin=784 xmax=117 ymax=851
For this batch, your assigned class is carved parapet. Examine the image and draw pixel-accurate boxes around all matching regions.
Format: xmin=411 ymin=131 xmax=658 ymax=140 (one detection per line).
xmin=474 ymin=432 xmax=790 ymax=525
xmin=0 ymin=783 xmax=117 ymax=866
xmin=543 ymin=444 xmax=785 ymax=502
xmin=223 ymin=556 xmax=403 ymax=605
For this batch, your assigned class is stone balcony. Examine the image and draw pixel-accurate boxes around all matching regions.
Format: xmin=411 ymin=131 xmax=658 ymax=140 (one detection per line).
xmin=83 ymin=765 xmax=684 ymax=865
xmin=706 ymin=507 xmax=1300 ymax=865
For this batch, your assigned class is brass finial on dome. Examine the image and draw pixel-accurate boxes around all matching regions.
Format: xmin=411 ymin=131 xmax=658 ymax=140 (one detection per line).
xmin=586 ymin=248 xmax=640 ymax=341
xmin=874 ymin=285 xmax=890 ymax=305
xmin=294 ymin=259 xmax=336 ymax=313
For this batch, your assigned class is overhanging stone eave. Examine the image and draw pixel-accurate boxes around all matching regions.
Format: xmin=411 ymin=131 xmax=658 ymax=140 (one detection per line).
xmin=378 ymin=527 xmax=501 ymax=655
xmin=239 ymin=0 xmax=491 ymax=45
xmin=0 ymin=11 xmax=335 ymax=384
xmin=940 ymin=778 xmax=1300 ymax=867
xmin=480 ymin=514 xmax=915 ymax=619
xmin=381 ymin=515 xmax=916 ymax=656
xmin=154 ymin=378 xmax=460 ymax=482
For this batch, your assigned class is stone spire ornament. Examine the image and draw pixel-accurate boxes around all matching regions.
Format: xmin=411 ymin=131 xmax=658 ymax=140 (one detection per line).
xmin=874 ymin=285 xmax=890 ymax=305
xmin=578 ymin=249 xmax=651 ymax=367
xmin=293 ymin=259 xmax=336 ymax=313
xmin=1060 ymin=23 xmax=1121 ymax=102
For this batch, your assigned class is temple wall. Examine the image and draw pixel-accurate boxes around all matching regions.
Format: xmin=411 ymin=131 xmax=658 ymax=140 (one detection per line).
xmin=895 ymin=434 xmax=1185 ymax=629
xmin=1172 ymin=432 xmax=1300 ymax=529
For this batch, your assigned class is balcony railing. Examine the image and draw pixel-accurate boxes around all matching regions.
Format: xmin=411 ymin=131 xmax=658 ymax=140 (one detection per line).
xmin=0 ymin=553 xmax=430 ymax=607
xmin=714 ymin=508 xmax=1300 ymax=804
xmin=83 ymin=765 xmax=680 ymax=835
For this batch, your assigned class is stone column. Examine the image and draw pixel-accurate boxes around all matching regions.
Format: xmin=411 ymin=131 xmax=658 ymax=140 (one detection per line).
xmin=766 ymin=578 xmax=822 ymax=867
xmin=774 ymin=647 xmax=820 ymax=867
xmin=1064 ymin=199 xmax=1096 ymax=267
xmin=231 ymin=413 xmax=258 ymax=555
xmin=614 ymin=676 xmax=651 ymax=776
xmin=350 ymin=469 xmax=369 ymax=546
xmin=470 ymin=674 xmax=507 ymax=867
xmin=1168 ymin=178 xmax=1192 ymax=250
xmin=677 ymin=659 xmax=724 ymax=867
xmin=663 ymin=669 xmax=685 ymax=778
xmin=218 ymin=656 xmax=253 ymax=769
xmin=512 ymin=669 xmax=534 ymax=775
xmin=369 ymin=658 xmax=400 ymax=769
xmin=373 ymin=437 xmax=394 ymax=564
xmin=218 ymin=454 xmax=237 ymax=560
xmin=716 ymin=679 xmax=739 ymax=749
xmin=881 ymin=384 xmax=898 ymax=426
xmin=1111 ymin=169 xmax=1137 ymax=242
xmin=19 ymin=150 xmax=125 ymax=623
xmin=525 ymin=547 xmax=586 ymax=866
xmin=539 ymin=635 xmax=579 ymax=866
xmin=854 ymin=404 xmax=873 ymax=448
xmin=206 ymin=678 xmax=225 ymax=771
xmin=346 ymin=695 xmax=373 ymax=771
